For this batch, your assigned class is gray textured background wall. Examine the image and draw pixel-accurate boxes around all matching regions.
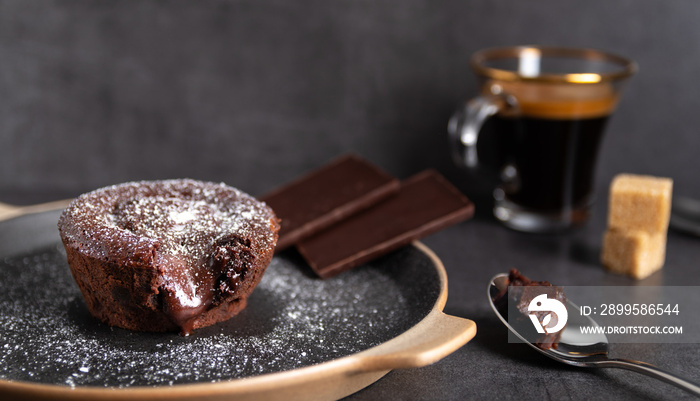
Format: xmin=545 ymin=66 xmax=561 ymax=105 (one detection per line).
xmin=2 ymin=0 xmax=699 ymax=210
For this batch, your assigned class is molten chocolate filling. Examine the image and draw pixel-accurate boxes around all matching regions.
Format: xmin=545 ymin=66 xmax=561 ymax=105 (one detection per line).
xmin=112 ymin=196 xmax=256 ymax=334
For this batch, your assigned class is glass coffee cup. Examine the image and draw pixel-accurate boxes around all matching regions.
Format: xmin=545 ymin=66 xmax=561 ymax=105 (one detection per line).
xmin=448 ymin=46 xmax=636 ymax=233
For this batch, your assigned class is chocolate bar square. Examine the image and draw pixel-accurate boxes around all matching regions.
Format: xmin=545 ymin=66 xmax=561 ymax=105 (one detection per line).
xmin=296 ymin=170 xmax=474 ymax=278
xmin=260 ymin=154 xmax=399 ymax=251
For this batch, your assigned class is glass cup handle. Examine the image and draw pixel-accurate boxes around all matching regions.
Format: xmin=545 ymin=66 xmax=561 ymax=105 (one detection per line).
xmin=448 ymin=94 xmax=510 ymax=169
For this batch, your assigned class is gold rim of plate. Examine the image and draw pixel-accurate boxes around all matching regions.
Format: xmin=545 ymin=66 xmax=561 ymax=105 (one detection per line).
xmin=0 ymin=237 xmax=476 ymax=401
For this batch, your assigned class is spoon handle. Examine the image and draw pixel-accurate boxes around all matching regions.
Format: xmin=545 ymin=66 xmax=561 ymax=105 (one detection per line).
xmin=602 ymin=358 xmax=700 ymax=396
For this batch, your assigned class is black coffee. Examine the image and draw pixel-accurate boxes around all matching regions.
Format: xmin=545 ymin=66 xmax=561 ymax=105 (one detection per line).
xmin=480 ymin=114 xmax=609 ymax=212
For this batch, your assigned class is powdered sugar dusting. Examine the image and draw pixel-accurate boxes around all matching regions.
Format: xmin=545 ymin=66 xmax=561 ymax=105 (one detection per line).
xmin=0 ymin=244 xmax=439 ymax=388
xmin=55 ymin=179 xmax=280 ymax=331
xmin=58 ymin=179 xmax=278 ymax=265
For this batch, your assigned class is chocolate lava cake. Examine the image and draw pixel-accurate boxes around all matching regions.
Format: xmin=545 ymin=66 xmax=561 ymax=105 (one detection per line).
xmin=57 ymin=179 xmax=279 ymax=335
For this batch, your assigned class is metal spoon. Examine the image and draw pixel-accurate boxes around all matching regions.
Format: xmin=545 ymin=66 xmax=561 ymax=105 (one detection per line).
xmin=670 ymin=196 xmax=700 ymax=237
xmin=488 ymin=273 xmax=700 ymax=396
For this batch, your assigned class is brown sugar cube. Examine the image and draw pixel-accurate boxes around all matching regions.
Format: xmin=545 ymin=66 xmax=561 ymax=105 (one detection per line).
xmin=608 ymin=174 xmax=673 ymax=233
xmin=601 ymin=228 xmax=667 ymax=279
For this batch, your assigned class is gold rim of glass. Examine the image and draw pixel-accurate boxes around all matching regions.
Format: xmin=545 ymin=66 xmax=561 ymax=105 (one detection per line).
xmin=470 ymin=46 xmax=637 ymax=84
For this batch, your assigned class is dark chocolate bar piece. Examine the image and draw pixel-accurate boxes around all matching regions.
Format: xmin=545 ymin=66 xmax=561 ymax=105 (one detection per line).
xmin=296 ymin=170 xmax=474 ymax=278
xmin=260 ymin=154 xmax=399 ymax=251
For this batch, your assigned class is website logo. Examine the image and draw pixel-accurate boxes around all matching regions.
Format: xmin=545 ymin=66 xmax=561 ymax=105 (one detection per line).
xmin=528 ymin=294 xmax=568 ymax=334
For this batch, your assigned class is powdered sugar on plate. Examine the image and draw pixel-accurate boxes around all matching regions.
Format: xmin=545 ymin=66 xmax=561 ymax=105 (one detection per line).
xmin=0 ymin=243 xmax=440 ymax=388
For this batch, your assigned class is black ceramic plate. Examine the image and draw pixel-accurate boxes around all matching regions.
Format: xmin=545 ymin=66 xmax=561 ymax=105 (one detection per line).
xmin=0 ymin=210 xmax=450 ymax=395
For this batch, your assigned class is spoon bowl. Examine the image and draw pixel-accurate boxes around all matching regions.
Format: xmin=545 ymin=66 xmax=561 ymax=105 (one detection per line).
xmin=488 ymin=273 xmax=700 ymax=395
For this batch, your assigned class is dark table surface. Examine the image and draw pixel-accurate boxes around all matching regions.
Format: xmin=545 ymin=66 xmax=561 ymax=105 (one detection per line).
xmin=4 ymin=2 xmax=700 ymax=400
xmin=343 ymin=197 xmax=700 ymax=401
xmin=2 ymin=185 xmax=699 ymax=401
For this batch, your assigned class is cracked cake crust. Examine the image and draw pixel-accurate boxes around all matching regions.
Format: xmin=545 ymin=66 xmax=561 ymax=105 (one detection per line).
xmin=58 ymin=179 xmax=279 ymax=335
